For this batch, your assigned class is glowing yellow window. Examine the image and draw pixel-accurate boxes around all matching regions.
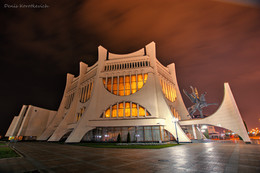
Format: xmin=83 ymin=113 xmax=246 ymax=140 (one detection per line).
xmin=76 ymin=113 xmax=79 ymax=121
xmin=125 ymin=76 xmax=130 ymax=82
xmin=138 ymin=81 xmax=143 ymax=90
xmin=137 ymin=74 xmax=143 ymax=90
xmin=139 ymin=106 xmax=145 ymax=116
xmin=88 ymin=82 xmax=93 ymax=99
xmin=112 ymin=105 xmax=117 ymax=117
xmin=107 ymin=78 xmax=112 ymax=92
xmin=125 ymin=102 xmax=130 ymax=117
xmin=169 ymin=85 xmax=173 ymax=102
xmin=113 ymin=77 xmax=118 ymax=95
xmin=137 ymin=74 xmax=143 ymax=82
xmin=173 ymin=88 xmax=177 ymax=101
xmin=105 ymin=108 xmax=110 ymax=118
xmin=118 ymin=103 xmax=124 ymax=117
xmin=161 ymin=80 xmax=165 ymax=94
xmin=119 ymin=77 xmax=124 ymax=96
xmin=103 ymin=73 xmax=148 ymax=96
xmin=131 ymin=75 xmax=137 ymax=94
xmin=171 ymin=86 xmax=174 ymax=102
xmin=125 ymin=76 xmax=130 ymax=95
xmin=165 ymin=82 xmax=169 ymax=98
xmin=169 ymin=86 xmax=172 ymax=101
xmin=132 ymin=103 xmax=137 ymax=117
xmin=144 ymin=74 xmax=148 ymax=82
xmin=86 ymin=84 xmax=90 ymax=100
xmin=83 ymin=86 xmax=87 ymax=102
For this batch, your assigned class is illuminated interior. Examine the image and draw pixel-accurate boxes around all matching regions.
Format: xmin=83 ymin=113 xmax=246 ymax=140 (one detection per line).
xmin=102 ymin=101 xmax=151 ymax=118
xmin=103 ymin=73 xmax=148 ymax=96
xmin=170 ymin=106 xmax=181 ymax=120
xmin=160 ymin=78 xmax=177 ymax=102
xmin=81 ymin=126 xmax=175 ymax=142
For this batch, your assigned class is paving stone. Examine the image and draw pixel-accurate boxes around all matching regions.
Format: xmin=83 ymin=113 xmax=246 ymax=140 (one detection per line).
xmin=0 ymin=142 xmax=260 ymax=173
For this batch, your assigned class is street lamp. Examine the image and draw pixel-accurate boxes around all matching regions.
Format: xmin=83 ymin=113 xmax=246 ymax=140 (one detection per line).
xmin=173 ymin=117 xmax=179 ymax=144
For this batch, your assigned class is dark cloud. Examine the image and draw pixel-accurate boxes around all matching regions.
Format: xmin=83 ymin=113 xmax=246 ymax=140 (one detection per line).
xmin=0 ymin=0 xmax=260 ymax=135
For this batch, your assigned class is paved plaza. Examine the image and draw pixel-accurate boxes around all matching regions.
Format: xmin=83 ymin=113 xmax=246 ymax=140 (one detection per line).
xmin=0 ymin=142 xmax=260 ymax=173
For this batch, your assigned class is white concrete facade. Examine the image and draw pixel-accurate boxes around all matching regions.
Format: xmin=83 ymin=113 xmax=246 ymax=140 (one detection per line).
xmin=5 ymin=105 xmax=56 ymax=140
xmin=5 ymin=42 xmax=250 ymax=143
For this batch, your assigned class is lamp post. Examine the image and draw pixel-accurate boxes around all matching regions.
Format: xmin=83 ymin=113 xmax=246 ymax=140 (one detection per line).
xmin=173 ymin=117 xmax=179 ymax=144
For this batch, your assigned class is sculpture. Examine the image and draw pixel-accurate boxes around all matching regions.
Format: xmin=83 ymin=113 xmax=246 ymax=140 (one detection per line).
xmin=183 ymin=86 xmax=217 ymax=118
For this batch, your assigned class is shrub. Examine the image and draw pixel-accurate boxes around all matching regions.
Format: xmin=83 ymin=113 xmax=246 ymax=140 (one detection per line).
xmin=127 ymin=132 xmax=131 ymax=143
xmin=117 ymin=133 xmax=121 ymax=143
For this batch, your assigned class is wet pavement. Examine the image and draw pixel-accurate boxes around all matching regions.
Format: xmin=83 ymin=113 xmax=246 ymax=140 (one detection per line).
xmin=0 ymin=142 xmax=260 ymax=173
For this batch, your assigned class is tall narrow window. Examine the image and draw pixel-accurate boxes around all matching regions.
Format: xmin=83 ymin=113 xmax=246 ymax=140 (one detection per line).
xmin=84 ymin=85 xmax=88 ymax=102
xmin=119 ymin=76 xmax=124 ymax=96
xmin=118 ymin=103 xmax=124 ymax=117
xmin=125 ymin=102 xmax=130 ymax=117
xmin=132 ymin=103 xmax=137 ymax=117
xmin=112 ymin=105 xmax=117 ymax=118
xmin=113 ymin=77 xmax=118 ymax=95
xmin=76 ymin=107 xmax=85 ymax=121
xmin=131 ymin=75 xmax=137 ymax=94
xmin=87 ymin=82 xmax=91 ymax=100
xmin=125 ymin=76 xmax=131 ymax=95
xmin=137 ymin=74 xmax=143 ymax=90
xmin=160 ymin=78 xmax=176 ymax=102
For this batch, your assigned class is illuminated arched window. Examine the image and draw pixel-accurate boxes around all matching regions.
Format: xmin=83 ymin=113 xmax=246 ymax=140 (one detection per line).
xmin=103 ymin=73 xmax=148 ymax=96
xmin=160 ymin=78 xmax=177 ymax=102
xmin=101 ymin=101 xmax=151 ymax=118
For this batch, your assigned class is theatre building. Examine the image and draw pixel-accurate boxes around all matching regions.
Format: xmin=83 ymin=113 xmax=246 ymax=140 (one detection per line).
xmin=5 ymin=42 xmax=251 ymax=143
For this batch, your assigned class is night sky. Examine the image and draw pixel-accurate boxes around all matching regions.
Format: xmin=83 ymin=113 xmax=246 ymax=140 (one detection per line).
xmin=1 ymin=0 xmax=260 ymax=136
